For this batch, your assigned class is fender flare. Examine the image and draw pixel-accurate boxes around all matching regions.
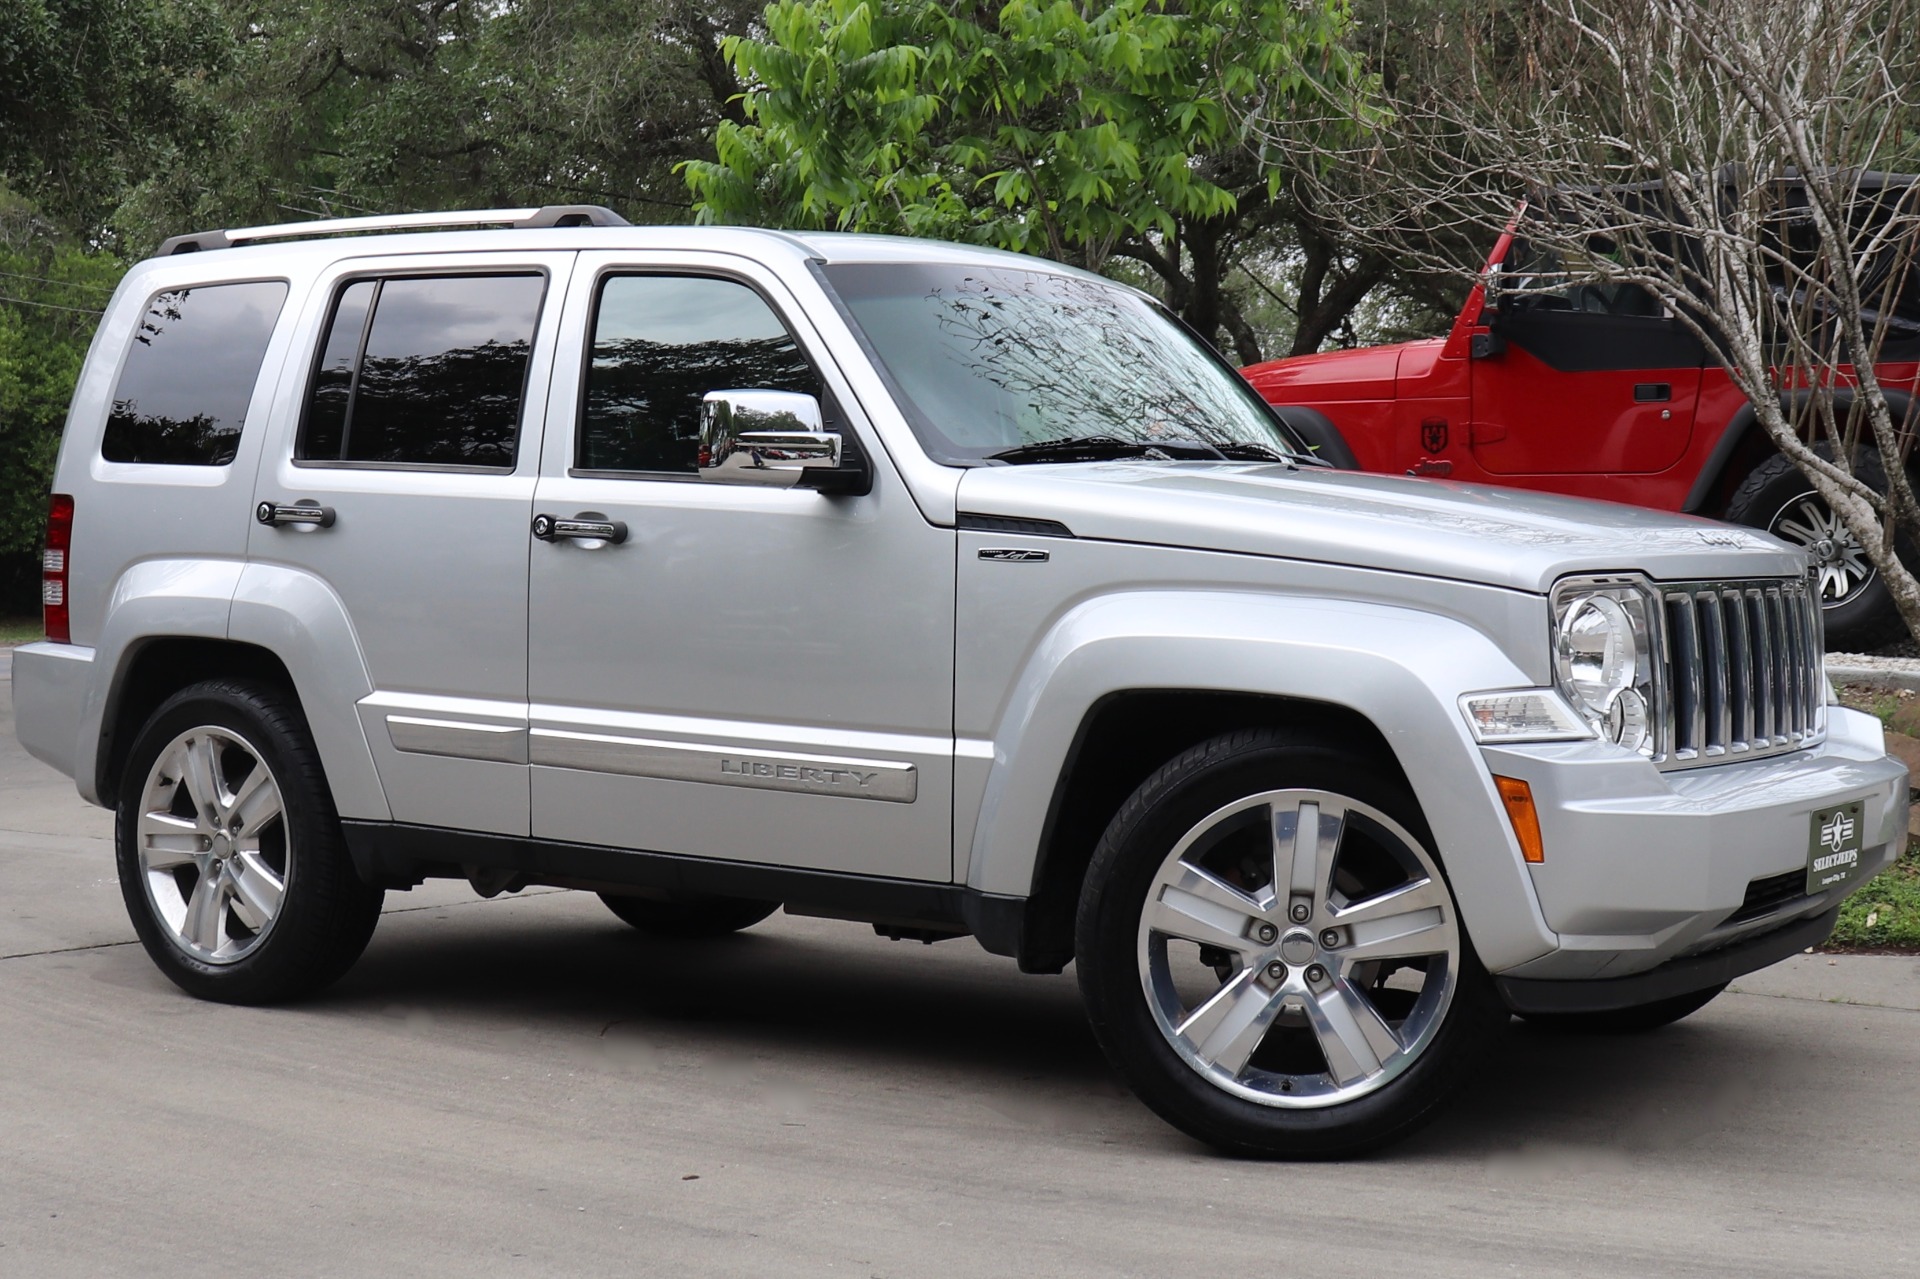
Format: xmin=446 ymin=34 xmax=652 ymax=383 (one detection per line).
xmin=80 ymin=559 xmax=242 ymax=805
xmin=1683 ymin=387 xmax=1918 ymax=513
xmin=82 ymin=559 xmax=391 ymax=821
xmin=962 ymin=590 xmax=1561 ymax=973
xmin=1266 ymin=404 xmax=1361 ymax=471
xmin=225 ymin=562 xmax=391 ymax=821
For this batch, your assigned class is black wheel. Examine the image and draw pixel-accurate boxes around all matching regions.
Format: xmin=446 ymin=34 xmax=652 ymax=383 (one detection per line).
xmin=115 ymin=679 xmax=384 ymax=1004
xmin=1075 ymin=728 xmax=1506 ymax=1159
xmin=1724 ymin=452 xmax=1909 ymax=651
xmin=598 ymin=891 xmax=779 ymax=937
xmin=1516 ymin=982 xmax=1727 ymax=1034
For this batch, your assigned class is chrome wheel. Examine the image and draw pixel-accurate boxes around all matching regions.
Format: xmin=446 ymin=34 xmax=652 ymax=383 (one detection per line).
xmin=135 ymin=726 xmax=290 ymax=965
xmin=1771 ymin=494 xmax=1874 ymax=606
xmin=1136 ymin=788 xmax=1460 ymax=1109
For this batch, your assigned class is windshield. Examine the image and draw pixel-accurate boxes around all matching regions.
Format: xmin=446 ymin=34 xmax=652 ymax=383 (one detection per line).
xmin=819 ymin=261 xmax=1308 ymax=465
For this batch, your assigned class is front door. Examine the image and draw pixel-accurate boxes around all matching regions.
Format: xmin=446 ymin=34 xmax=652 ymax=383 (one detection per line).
xmin=248 ymin=252 xmax=575 ymax=834
xmin=526 ymin=252 xmax=956 ymax=881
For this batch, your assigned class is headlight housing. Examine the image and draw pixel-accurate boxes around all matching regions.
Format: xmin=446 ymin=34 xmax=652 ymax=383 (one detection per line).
xmin=1551 ymin=577 xmax=1659 ymax=755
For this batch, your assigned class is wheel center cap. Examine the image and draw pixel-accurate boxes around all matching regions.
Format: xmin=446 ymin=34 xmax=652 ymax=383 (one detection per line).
xmin=1279 ymin=932 xmax=1317 ymax=965
xmin=1813 ymin=537 xmax=1837 ymax=562
xmin=211 ymin=833 xmax=232 ymax=860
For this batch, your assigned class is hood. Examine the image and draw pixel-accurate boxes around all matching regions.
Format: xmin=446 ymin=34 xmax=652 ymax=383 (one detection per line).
xmin=1240 ymin=340 xmax=1438 ymax=401
xmin=955 ymin=462 xmax=1804 ymax=594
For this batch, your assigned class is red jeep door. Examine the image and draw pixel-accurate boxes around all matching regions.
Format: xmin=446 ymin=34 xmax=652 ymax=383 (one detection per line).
xmin=1469 ymin=276 xmax=1705 ymax=481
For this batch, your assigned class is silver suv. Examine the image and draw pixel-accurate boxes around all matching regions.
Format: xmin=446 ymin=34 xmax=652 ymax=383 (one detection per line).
xmin=11 ymin=207 xmax=1906 ymax=1157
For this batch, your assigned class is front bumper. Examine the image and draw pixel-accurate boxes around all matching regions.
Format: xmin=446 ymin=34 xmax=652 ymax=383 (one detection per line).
xmin=1483 ymin=705 xmax=1905 ymax=982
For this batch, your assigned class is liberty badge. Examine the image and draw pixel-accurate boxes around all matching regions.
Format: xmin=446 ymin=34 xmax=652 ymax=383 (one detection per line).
xmin=1420 ymin=418 xmax=1449 ymax=453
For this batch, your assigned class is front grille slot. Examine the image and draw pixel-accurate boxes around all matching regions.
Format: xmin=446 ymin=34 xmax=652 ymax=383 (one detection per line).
xmin=1658 ymin=578 xmax=1823 ymax=768
xmin=1727 ymin=868 xmax=1811 ymax=924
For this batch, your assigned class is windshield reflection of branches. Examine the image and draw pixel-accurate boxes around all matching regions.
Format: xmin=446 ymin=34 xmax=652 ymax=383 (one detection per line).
xmin=928 ymin=274 xmax=1265 ymax=448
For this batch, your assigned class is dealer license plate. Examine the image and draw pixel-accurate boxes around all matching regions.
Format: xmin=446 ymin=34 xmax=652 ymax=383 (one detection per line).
xmin=1807 ymin=801 xmax=1867 ymax=896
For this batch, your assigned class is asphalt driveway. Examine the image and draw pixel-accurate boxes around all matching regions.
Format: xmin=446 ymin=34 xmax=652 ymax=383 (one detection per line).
xmin=2 ymin=658 xmax=1916 ymax=1278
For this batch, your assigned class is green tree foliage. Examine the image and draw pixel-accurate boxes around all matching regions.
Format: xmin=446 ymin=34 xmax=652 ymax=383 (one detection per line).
xmin=0 ymin=237 xmax=119 ymax=609
xmin=119 ymin=0 xmax=767 ymax=248
xmin=684 ymin=0 xmax=1371 ymax=362
xmin=0 ymin=1 xmax=228 ymax=236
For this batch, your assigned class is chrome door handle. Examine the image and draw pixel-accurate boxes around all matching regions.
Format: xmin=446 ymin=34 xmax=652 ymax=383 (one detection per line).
xmin=532 ymin=513 xmax=628 ymax=545
xmin=256 ymin=500 xmax=336 ymax=528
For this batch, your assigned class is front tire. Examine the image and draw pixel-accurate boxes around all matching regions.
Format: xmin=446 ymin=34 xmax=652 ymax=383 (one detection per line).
xmin=1075 ymin=729 xmax=1504 ymax=1158
xmin=115 ymin=679 xmax=384 ymax=1004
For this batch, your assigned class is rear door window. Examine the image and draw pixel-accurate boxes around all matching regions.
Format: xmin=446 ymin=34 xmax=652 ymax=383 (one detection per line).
xmin=297 ymin=273 xmax=547 ymax=469
xmin=101 ymin=281 xmax=290 ymax=465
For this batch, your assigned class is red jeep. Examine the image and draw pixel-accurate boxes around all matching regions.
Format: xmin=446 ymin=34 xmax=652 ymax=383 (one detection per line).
xmin=1243 ymin=223 xmax=1920 ymax=649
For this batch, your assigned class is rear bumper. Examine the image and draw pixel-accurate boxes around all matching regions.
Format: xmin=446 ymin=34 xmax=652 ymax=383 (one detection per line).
xmin=1496 ymin=905 xmax=1838 ymax=1013
xmin=9 ymin=641 xmax=95 ymax=785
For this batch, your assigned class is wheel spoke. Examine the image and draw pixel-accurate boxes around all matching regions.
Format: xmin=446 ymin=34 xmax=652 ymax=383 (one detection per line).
xmin=230 ymin=766 xmax=283 ymax=836
xmin=1306 ymin=980 xmax=1401 ymax=1086
xmin=179 ymin=735 xmax=225 ymax=822
xmin=1146 ymin=863 xmax=1261 ymax=953
xmin=1274 ymin=800 xmax=1341 ymax=911
xmin=183 ymin=871 xmax=227 ymax=953
xmin=227 ymin=852 xmax=284 ymax=931
xmin=139 ymin=811 xmax=206 ymax=864
xmin=1774 ymin=512 xmax=1821 ymax=545
xmin=1176 ymin=968 xmax=1283 ymax=1078
xmin=1333 ymin=878 xmax=1451 ymax=962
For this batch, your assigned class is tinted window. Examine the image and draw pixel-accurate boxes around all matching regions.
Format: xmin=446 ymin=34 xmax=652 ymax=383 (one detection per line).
xmin=298 ymin=274 xmax=545 ymax=468
xmin=581 ymin=275 xmax=819 ymax=473
xmin=101 ymin=281 xmax=289 ymax=465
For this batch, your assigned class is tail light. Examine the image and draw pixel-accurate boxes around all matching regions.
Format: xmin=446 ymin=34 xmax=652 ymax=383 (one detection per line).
xmin=42 ymin=494 xmax=74 ymax=644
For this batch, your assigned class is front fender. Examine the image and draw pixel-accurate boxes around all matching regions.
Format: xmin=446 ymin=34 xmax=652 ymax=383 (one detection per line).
xmin=964 ymin=591 xmax=1561 ymax=972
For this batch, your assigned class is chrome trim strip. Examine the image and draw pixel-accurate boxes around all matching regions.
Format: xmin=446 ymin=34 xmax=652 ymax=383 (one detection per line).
xmin=529 ymin=728 xmax=918 ymax=803
xmin=386 ymin=716 xmax=529 ymax=765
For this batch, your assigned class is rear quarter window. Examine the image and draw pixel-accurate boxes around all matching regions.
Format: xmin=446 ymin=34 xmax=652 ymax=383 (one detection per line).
xmin=100 ymin=281 xmax=290 ymax=465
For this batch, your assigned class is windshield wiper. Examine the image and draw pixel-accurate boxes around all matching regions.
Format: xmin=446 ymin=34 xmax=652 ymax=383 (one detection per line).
xmin=1208 ymin=441 xmax=1314 ymax=467
xmin=988 ymin=434 xmax=1312 ymax=467
xmin=988 ymin=435 xmax=1162 ymax=463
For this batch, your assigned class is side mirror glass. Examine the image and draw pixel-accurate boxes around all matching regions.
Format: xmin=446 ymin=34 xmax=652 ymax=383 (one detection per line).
xmin=697 ymin=389 xmax=843 ymax=488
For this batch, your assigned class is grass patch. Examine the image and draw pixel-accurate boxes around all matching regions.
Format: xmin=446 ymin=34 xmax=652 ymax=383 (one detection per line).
xmin=0 ymin=615 xmax=42 ymax=646
xmin=1828 ymin=842 xmax=1920 ymax=951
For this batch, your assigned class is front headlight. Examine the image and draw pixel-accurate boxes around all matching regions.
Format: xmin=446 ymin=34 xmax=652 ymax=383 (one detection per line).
xmin=1551 ymin=578 xmax=1659 ymax=755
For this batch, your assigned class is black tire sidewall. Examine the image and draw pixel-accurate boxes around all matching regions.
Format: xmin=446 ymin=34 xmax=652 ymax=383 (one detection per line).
xmin=115 ymin=679 xmax=381 ymax=1003
xmin=1724 ymin=451 xmax=1908 ymax=650
xmin=1075 ymin=729 xmax=1504 ymax=1159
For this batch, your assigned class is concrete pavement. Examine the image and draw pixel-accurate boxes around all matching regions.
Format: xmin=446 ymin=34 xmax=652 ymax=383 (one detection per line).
xmin=2 ymin=662 xmax=1916 ymax=1277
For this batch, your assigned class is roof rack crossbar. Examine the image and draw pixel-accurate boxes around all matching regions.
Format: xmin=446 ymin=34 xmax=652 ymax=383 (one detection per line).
xmin=158 ymin=205 xmax=631 ymax=256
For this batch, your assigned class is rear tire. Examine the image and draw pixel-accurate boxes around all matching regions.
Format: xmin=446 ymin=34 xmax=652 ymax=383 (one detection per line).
xmin=1075 ymin=728 xmax=1505 ymax=1158
xmin=1724 ymin=452 xmax=1909 ymax=651
xmin=598 ymin=891 xmax=778 ymax=937
xmin=115 ymin=679 xmax=384 ymax=1004
xmin=1516 ymin=982 xmax=1726 ymax=1034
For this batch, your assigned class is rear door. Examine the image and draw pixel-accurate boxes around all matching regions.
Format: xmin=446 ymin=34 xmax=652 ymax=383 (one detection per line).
xmin=524 ymin=251 xmax=956 ymax=881
xmin=247 ymin=251 xmax=575 ymax=835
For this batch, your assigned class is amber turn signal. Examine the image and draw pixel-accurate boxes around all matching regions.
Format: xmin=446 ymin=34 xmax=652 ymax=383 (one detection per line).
xmin=1493 ymin=775 xmax=1545 ymax=864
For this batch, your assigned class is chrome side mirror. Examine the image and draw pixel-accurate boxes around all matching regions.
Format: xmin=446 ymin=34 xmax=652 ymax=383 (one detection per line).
xmin=698 ymin=390 xmax=842 ymax=487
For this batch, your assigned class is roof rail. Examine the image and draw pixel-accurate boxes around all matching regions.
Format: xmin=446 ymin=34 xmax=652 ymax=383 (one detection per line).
xmin=157 ymin=205 xmax=631 ymax=256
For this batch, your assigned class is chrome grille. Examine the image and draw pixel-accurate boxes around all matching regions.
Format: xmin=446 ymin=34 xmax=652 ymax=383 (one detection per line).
xmin=1658 ymin=578 xmax=1823 ymax=768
